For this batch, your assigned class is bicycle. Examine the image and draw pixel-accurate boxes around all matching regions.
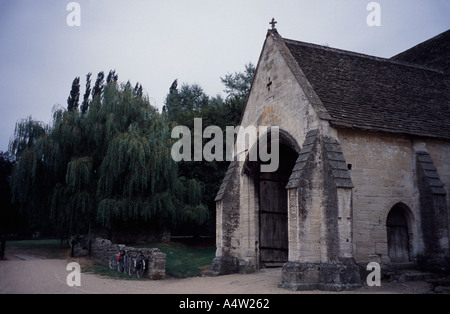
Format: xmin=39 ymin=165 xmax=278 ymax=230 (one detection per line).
xmin=109 ymin=248 xmax=133 ymax=276
xmin=134 ymin=254 xmax=148 ymax=279
xmin=108 ymin=250 xmax=120 ymax=270
xmin=119 ymin=250 xmax=134 ymax=276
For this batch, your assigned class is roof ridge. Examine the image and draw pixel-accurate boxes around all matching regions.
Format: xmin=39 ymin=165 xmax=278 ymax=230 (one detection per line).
xmin=391 ymin=29 xmax=450 ymax=59
xmin=282 ymin=37 xmax=449 ymax=76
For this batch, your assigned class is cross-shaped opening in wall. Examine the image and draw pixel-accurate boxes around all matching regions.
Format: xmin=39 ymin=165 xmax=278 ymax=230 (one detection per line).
xmin=267 ymin=77 xmax=273 ymax=91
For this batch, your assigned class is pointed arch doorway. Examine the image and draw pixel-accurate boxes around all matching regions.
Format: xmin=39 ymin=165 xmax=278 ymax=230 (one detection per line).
xmin=258 ymin=142 xmax=298 ymax=267
xmin=386 ymin=204 xmax=411 ymax=263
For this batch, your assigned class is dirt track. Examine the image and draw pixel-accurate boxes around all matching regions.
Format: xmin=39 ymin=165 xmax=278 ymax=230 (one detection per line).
xmin=0 ymin=255 xmax=433 ymax=294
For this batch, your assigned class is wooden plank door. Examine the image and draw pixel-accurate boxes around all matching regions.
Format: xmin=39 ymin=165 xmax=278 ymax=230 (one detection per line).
xmin=387 ymin=207 xmax=410 ymax=263
xmin=259 ymin=173 xmax=288 ymax=265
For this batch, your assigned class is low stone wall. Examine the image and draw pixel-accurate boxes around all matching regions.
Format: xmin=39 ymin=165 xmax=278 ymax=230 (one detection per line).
xmin=72 ymin=236 xmax=166 ymax=280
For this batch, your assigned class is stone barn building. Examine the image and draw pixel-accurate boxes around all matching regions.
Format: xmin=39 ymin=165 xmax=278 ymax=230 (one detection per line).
xmin=209 ymin=27 xmax=450 ymax=291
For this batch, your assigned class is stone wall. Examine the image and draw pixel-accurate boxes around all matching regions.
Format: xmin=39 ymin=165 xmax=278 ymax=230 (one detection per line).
xmin=337 ymin=129 xmax=450 ymax=268
xmin=72 ymin=236 xmax=166 ymax=280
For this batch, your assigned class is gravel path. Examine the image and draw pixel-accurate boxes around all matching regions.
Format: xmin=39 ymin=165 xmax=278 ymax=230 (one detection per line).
xmin=0 ymin=256 xmax=433 ymax=294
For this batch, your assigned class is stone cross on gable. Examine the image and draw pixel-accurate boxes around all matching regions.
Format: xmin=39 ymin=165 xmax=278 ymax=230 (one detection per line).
xmin=270 ymin=18 xmax=277 ymax=30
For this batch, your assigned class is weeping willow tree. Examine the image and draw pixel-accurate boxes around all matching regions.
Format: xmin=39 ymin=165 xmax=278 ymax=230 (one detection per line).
xmin=9 ymin=71 xmax=208 ymax=240
xmin=9 ymin=117 xmax=54 ymax=232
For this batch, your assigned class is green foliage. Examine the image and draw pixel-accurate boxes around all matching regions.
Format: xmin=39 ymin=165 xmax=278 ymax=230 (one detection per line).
xmin=67 ymin=77 xmax=80 ymax=112
xmin=164 ymin=63 xmax=255 ymax=228
xmin=220 ymin=63 xmax=256 ymax=124
xmin=221 ymin=63 xmax=256 ymax=102
xmin=92 ymin=71 xmax=105 ymax=98
xmin=9 ymin=117 xmax=47 ymax=159
xmin=143 ymin=241 xmax=215 ymax=278
xmin=0 ymin=151 xmax=23 ymax=237
xmin=66 ymin=157 xmax=92 ymax=193
xmin=165 ymin=83 xmax=210 ymax=123
xmin=9 ymin=71 xmax=209 ymax=239
xmin=106 ymin=70 xmax=118 ymax=84
xmin=9 ymin=63 xmax=254 ymax=239
xmin=10 ymin=150 xmax=38 ymax=204
xmin=80 ymin=72 xmax=91 ymax=115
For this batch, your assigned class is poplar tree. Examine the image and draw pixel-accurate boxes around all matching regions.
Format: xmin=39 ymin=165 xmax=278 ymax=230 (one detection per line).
xmin=80 ymin=72 xmax=91 ymax=115
xmin=67 ymin=77 xmax=80 ymax=112
xmin=92 ymin=71 xmax=105 ymax=98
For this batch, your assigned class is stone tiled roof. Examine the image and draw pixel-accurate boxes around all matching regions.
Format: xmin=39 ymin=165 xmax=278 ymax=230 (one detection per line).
xmin=322 ymin=136 xmax=353 ymax=189
xmin=286 ymin=129 xmax=353 ymax=190
xmin=286 ymin=129 xmax=319 ymax=189
xmin=416 ymin=151 xmax=446 ymax=195
xmin=281 ymin=32 xmax=450 ymax=140
xmin=214 ymin=161 xmax=237 ymax=202
xmin=391 ymin=30 xmax=450 ymax=74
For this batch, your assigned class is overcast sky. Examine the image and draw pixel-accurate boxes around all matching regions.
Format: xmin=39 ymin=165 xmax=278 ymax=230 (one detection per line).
xmin=1 ymin=0 xmax=449 ymax=152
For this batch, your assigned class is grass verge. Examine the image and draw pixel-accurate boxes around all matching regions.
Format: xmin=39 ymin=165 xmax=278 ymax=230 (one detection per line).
xmin=135 ymin=239 xmax=216 ymax=278
xmin=4 ymin=239 xmax=68 ymax=259
xmin=80 ymin=261 xmax=144 ymax=280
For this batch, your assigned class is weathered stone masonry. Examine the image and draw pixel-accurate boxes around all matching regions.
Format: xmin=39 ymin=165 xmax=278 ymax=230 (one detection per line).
xmin=210 ymin=28 xmax=450 ymax=291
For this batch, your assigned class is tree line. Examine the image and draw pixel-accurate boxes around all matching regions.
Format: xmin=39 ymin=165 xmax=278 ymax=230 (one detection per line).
xmin=1 ymin=64 xmax=255 ymax=241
